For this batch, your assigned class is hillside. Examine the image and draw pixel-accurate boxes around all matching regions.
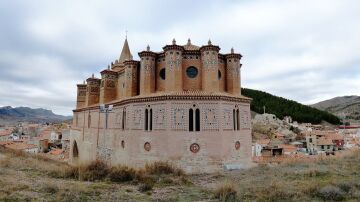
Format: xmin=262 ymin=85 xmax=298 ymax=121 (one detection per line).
xmin=311 ymin=96 xmax=360 ymax=121
xmin=1 ymin=147 xmax=360 ymax=201
xmin=242 ymin=88 xmax=341 ymax=124
xmin=0 ymin=106 xmax=72 ymax=125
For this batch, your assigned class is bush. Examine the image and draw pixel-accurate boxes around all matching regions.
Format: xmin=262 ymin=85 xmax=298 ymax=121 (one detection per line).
xmin=144 ymin=161 xmax=184 ymax=176
xmin=317 ymin=185 xmax=345 ymax=201
xmin=214 ymin=180 xmax=237 ymax=202
xmin=79 ymin=159 xmax=109 ymax=181
xmin=138 ymin=181 xmax=153 ymax=192
xmin=108 ymin=166 xmax=136 ymax=182
xmin=48 ymin=166 xmax=79 ymax=179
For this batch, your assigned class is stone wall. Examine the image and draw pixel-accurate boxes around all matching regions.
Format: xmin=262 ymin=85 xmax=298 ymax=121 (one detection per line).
xmin=70 ymin=99 xmax=252 ymax=173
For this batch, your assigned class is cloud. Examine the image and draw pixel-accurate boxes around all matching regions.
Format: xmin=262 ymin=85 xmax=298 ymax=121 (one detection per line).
xmin=0 ymin=0 xmax=359 ymax=115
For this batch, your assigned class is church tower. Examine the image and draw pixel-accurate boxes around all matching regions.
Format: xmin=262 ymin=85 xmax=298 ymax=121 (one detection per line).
xmin=225 ymin=48 xmax=242 ymax=95
xmin=200 ymin=40 xmax=220 ymax=92
xmin=163 ymin=39 xmax=184 ymax=92
xmin=139 ymin=45 xmax=156 ymax=95
xmin=85 ymin=74 xmax=101 ymax=106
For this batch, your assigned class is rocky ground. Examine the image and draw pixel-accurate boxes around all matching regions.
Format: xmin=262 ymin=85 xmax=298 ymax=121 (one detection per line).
xmin=1 ymin=148 xmax=360 ymax=201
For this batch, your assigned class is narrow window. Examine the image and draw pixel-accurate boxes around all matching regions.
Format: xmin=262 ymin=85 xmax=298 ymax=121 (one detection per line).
xmin=189 ymin=109 xmax=194 ymax=131
xmin=145 ymin=109 xmax=148 ymax=131
xmin=236 ymin=109 xmax=240 ymax=131
xmin=149 ymin=109 xmax=153 ymax=131
xmin=88 ymin=113 xmax=91 ymax=128
xmin=195 ymin=109 xmax=200 ymax=131
xmin=122 ymin=110 xmax=125 ymax=130
xmin=233 ymin=109 xmax=236 ymax=130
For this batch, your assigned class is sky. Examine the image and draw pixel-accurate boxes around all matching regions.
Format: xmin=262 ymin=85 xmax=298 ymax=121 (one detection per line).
xmin=0 ymin=0 xmax=359 ymax=116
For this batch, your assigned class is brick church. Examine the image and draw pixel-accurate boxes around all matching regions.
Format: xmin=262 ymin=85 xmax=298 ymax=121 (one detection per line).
xmin=70 ymin=38 xmax=252 ymax=173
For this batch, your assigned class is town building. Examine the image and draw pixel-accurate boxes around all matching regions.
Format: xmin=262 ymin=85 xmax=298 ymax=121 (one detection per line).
xmin=70 ymin=38 xmax=252 ymax=173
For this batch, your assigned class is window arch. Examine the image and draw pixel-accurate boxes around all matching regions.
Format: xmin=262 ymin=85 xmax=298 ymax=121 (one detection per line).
xmin=189 ymin=109 xmax=194 ymax=131
xmin=145 ymin=106 xmax=152 ymax=132
xmin=189 ymin=106 xmax=200 ymax=132
xmin=195 ymin=109 xmax=200 ymax=131
xmin=233 ymin=106 xmax=240 ymax=131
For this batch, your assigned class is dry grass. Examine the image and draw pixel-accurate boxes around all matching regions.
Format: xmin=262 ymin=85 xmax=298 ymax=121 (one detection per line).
xmin=2 ymin=147 xmax=360 ymax=201
xmin=214 ymin=180 xmax=237 ymax=202
xmin=108 ymin=166 xmax=136 ymax=182
xmin=144 ymin=161 xmax=184 ymax=176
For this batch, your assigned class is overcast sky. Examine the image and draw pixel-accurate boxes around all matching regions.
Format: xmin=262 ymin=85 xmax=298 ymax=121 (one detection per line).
xmin=0 ymin=0 xmax=359 ymax=115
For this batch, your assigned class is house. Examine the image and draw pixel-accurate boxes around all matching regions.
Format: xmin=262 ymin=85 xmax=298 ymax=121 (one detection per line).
xmin=261 ymin=145 xmax=283 ymax=157
xmin=4 ymin=142 xmax=38 ymax=153
xmin=280 ymin=144 xmax=298 ymax=155
xmin=316 ymin=138 xmax=334 ymax=154
xmin=0 ymin=129 xmax=12 ymax=141
xmin=326 ymin=133 xmax=344 ymax=150
xmin=252 ymin=143 xmax=262 ymax=157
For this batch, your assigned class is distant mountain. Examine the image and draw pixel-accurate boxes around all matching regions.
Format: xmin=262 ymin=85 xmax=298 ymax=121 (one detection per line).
xmin=0 ymin=106 xmax=72 ymax=125
xmin=242 ymin=88 xmax=341 ymax=124
xmin=311 ymin=96 xmax=360 ymax=121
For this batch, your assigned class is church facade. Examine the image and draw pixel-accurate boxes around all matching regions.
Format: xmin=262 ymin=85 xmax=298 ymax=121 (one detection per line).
xmin=70 ymin=38 xmax=252 ymax=173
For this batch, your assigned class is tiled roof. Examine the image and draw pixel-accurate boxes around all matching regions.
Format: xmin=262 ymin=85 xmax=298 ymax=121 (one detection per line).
xmin=5 ymin=142 xmax=37 ymax=150
xmin=317 ymin=138 xmax=334 ymax=146
xmin=49 ymin=149 xmax=63 ymax=155
xmin=0 ymin=129 xmax=12 ymax=136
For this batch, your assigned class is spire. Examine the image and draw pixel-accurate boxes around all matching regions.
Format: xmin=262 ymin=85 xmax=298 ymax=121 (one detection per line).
xmin=146 ymin=45 xmax=150 ymax=51
xmin=119 ymin=38 xmax=133 ymax=63
xmin=172 ymin=38 xmax=176 ymax=45
xmin=231 ymin=47 xmax=234 ymax=54
xmin=187 ymin=38 xmax=191 ymax=45
xmin=208 ymin=39 xmax=212 ymax=45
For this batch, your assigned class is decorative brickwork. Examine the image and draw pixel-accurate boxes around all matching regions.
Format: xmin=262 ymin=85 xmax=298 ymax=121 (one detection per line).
xmin=71 ymin=39 xmax=252 ymax=173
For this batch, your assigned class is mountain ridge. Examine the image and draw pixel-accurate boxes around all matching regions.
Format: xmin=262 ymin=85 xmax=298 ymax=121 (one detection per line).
xmin=242 ymin=88 xmax=341 ymax=124
xmin=311 ymin=95 xmax=360 ymax=121
xmin=0 ymin=106 xmax=72 ymax=125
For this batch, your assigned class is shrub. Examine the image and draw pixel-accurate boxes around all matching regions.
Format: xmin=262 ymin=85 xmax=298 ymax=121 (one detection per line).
xmin=108 ymin=166 xmax=136 ymax=182
xmin=337 ymin=182 xmax=353 ymax=193
xmin=144 ymin=161 xmax=183 ymax=176
xmin=214 ymin=180 xmax=237 ymax=202
xmin=317 ymin=185 xmax=345 ymax=201
xmin=48 ymin=166 xmax=79 ymax=179
xmin=79 ymin=159 xmax=109 ymax=181
xmin=138 ymin=181 xmax=153 ymax=192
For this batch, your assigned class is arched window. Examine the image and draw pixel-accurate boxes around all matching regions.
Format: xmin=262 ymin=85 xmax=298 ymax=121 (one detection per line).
xmin=195 ymin=109 xmax=200 ymax=131
xmin=73 ymin=141 xmax=79 ymax=158
xmin=233 ymin=109 xmax=236 ymax=130
xmin=145 ymin=109 xmax=148 ymax=131
xmin=122 ymin=108 xmax=126 ymax=130
xmin=236 ymin=109 xmax=240 ymax=131
xmin=149 ymin=109 xmax=153 ymax=131
xmin=159 ymin=68 xmax=165 ymax=80
xmin=189 ymin=109 xmax=194 ymax=131
xmin=88 ymin=113 xmax=91 ymax=128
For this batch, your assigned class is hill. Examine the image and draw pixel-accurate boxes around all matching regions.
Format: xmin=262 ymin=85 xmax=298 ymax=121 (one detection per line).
xmin=242 ymin=88 xmax=341 ymax=124
xmin=0 ymin=106 xmax=72 ymax=125
xmin=311 ymin=96 xmax=360 ymax=121
xmin=1 ymin=147 xmax=360 ymax=201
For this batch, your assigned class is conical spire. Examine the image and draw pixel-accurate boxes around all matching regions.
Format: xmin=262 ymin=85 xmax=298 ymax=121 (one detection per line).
xmin=119 ymin=38 xmax=133 ymax=63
